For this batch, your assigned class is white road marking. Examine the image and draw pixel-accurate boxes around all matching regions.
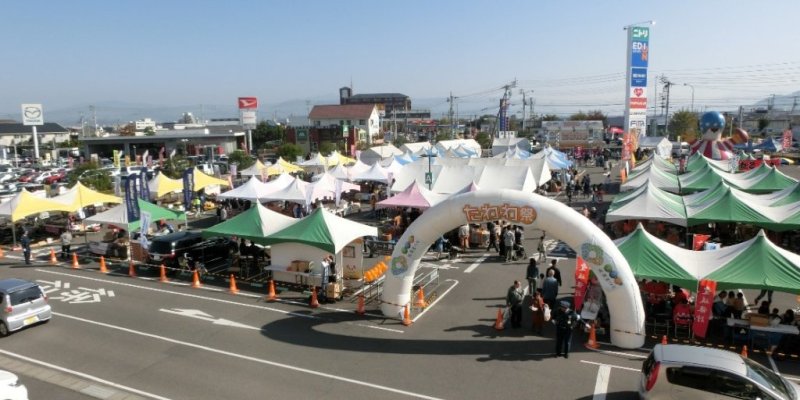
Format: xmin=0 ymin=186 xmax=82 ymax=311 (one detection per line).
xmin=592 ymin=365 xmax=611 ymax=400
xmin=159 ymin=308 xmax=262 ymax=330
xmin=412 ymin=279 xmax=459 ymax=322
xmin=35 ymin=269 xmax=404 ymax=334
xmin=53 ymin=312 xmax=444 ymax=400
xmin=768 ymin=353 xmax=779 ymax=373
xmin=580 ymin=360 xmax=640 ymax=373
xmin=463 ymin=254 xmax=489 ymax=273
xmin=586 ymin=345 xmax=648 ymax=359
xmin=0 ymin=348 xmax=171 ymax=400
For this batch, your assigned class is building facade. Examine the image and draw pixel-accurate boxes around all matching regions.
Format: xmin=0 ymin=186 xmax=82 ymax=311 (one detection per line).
xmin=308 ymin=104 xmax=380 ymax=146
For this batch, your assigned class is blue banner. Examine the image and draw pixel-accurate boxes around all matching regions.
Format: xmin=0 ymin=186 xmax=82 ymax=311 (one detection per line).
xmin=631 ymin=40 xmax=649 ymax=68
xmin=182 ymin=168 xmax=194 ymax=208
xmin=125 ymin=175 xmax=140 ymax=223
xmin=138 ymin=171 xmax=150 ymax=201
xmin=631 ymin=67 xmax=647 ymax=87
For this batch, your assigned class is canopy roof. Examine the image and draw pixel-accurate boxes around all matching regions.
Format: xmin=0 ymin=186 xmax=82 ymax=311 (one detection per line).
xmin=262 ymin=207 xmax=377 ymax=253
xmin=51 ymin=182 xmax=122 ymax=212
xmin=266 ymin=158 xmax=303 ymax=176
xmin=377 ymin=180 xmax=447 ymax=210
xmin=622 ymin=164 xmax=681 ymax=193
xmin=192 ymin=168 xmax=230 ymax=191
xmin=263 ymin=173 xmax=296 ymax=193
xmin=530 ymin=146 xmax=572 ymax=169
xmin=607 ymin=182 xmax=687 ymax=226
xmin=452 ymin=181 xmax=480 ymax=195
xmin=202 ymin=203 xmax=296 ymax=244
xmin=148 ymin=172 xmax=183 ymax=198
xmin=754 ymin=137 xmax=783 ymax=152
xmin=260 ymin=177 xmax=311 ymax=204
xmin=705 ymin=231 xmax=800 ymax=292
xmin=326 ymin=151 xmax=356 ymax=166
xmin=85 ymin=199 xmax=185 ymax=231
xmin=350 ymin=162 xmax=389 ymax=183
xmin=0 ymin=190 xmax=73 ymax=222
xmin=217 ymin=176 xmax=271 ymax=202
xmin=615 ymin=225 xmax=702 ymax=289
xmin=299 ymin=152 xmax=328 ymax=167
xmin=326 ymin=163 xmax=351 ymax=180
xmin=684 ymin=182 xmax=773 ymax=227
xmin=239 ymin=160 xmax=269 ymax=176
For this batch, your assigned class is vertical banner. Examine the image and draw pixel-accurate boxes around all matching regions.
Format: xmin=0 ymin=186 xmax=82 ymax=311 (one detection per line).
xmin=159 ymin=147 xmax=165 ymax=167
xmin=182 ymin=168 xmax=194 ymax=208
xmin=113 ymin=150 xmax=121 ymax=168
xmin=138 ymin=172 xmax=150 ymax=201
xmin=783 ymin=129 xmax=793 ymax=150
xmin=573 ymin=256 xmax=591 ymax=312
xmin=124 ymin=175 xmax=140 ymax=223
xmin=692 ymin=234 xmax=711 ymax=251
xmin=624 ymin=25 xmax=650 ymax=146
xmin=229 ymin=164 xmax=237 ymax=178
xmin=692 ymin=279 xmax=717 ymax=338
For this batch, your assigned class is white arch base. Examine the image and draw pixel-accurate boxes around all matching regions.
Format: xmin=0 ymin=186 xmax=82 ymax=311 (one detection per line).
xmin=380 ymin=189 xmax=645 ymax=349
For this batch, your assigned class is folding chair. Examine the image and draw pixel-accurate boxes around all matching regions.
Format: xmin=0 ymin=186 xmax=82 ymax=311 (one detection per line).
xmin=674 ymin=315 xmax=693 ymax=339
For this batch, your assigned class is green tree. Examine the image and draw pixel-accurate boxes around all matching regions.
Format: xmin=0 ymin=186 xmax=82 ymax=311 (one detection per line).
xmin=669 ymin=110 xmax=699 ymax=142
xmin=143 ymin=126 xmax=156 ymax=136
xmin=540 ymin=114 xmax=560 ymax=121
xmin=435 ymin=132 xmax=449 ymax=142
xmin=585 ymin=110 xmax=608 ymax=125
xmin=475 ymin=132 xmax=492 ymax=150
xmin=252 ymin=121 xmax=285 ymax=149
xmin=276 ymin=143 xmax=303 ymax=161
xmin=568 ymin=111 xmax=588 ymax=120
xmin=162 ymin=155 xmax=191 ymax=179
xmin=757 ymin=118 xmax=770 ymax=136
xmin=318 ymin=141 xmax=337 ymax=155
xmin=227 ymin=150 xmax=255 ymax=170
xmin=68 ymin=161 xmax=113 ymax=193
xmin=392 ymin=135 xmax=407 ymax=148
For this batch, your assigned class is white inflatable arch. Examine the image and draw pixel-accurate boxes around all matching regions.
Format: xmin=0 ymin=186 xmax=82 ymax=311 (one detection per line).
xmin=380 ymin=189 xmax=646 ymax=349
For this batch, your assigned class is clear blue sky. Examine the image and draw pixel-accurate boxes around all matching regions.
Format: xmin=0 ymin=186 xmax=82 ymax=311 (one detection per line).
xmin=2 ymin=0 xmax=799 ymax=120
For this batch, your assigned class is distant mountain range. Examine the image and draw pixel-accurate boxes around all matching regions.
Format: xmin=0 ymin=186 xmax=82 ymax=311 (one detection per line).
xmin=2 ymin=91 xmax=798 ymax=127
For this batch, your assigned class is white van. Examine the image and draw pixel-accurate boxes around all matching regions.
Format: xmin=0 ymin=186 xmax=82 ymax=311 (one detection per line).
xmin=671 ymin=142 xmax=690 ymax=158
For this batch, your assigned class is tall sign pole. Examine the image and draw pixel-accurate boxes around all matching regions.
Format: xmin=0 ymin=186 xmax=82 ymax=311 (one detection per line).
xmin=21 ymin=104 xmax=44 ymax=165
xmin=238 ymin=97 xmax=258 ymax=154
xmin=624 ymin=22 xmax=653 ymax=160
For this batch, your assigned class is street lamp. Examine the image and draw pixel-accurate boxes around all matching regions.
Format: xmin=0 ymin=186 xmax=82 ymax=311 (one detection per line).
xmin=683 ymin=83 xmax=695 ymax=113
xmin=623 ymin=20 xmax=656 ymax=30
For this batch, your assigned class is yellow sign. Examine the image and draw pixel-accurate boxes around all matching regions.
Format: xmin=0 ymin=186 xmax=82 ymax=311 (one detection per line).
xmin=462 ymin=203 xmax=537 ymax=225
xmin=112 ymin=150 xmax=120 ymax=168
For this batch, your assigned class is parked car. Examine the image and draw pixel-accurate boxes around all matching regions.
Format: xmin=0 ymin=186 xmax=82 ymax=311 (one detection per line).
xmin=16 ymin=171 xmax=38 ymax=183
xmin=640 ymin=344 xmax=800 ymax=399
xmin=146 ymin=232 xmax=232 ymax=274
xmin=0 ymin=370 xmax=28 ymax=400
xmin=0 ymin=173 xmax=15 ymax=184
xmin=0 ymin=279 xmax=52 ymax=337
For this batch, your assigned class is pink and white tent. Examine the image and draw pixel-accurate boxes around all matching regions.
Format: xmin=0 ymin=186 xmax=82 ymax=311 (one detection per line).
xmin=377 ymin=180 xmax=447 ymax=210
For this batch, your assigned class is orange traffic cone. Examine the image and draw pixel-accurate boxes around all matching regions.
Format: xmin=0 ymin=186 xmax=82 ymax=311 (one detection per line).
xmin=661 ymin=335 xmax=668 ymax=345
xmin=99 ymin=256 xmax=108 ymax=273
xmin=355 ymin=294 xmax=366 ymax=315
xmin=191 ymin=270 xmax=201 ymax=288
xmin=402 ymin=304 xmax=412 ymax=326
xmin=49 ymin=248 xmax=57 ymax=264
xmin=266 ymin=279 xmax=277 ymax=301
xmin=586 ymin=322 xmax=600 ymax=349
xmin=229 ymin=274 xmax=239 ymax=295
xmin=128 ymin=260 xmax=137 ymax=277
xmin=0 ymin=246 xmax=4 ymax=258
xmin=309 ymin=287 xmax=320 ymax=308
xmin=741 ymin=345 xmax=748 ymax=358
xmin=494 ymin=308 xmax=505 ymax=331
xmin=71 ymin=253 xmax=79 ymax=269
xmin=414 ymin=287 xmax=427 ymax=309
xmin=159 ymin=264 xmax=169 ymax=282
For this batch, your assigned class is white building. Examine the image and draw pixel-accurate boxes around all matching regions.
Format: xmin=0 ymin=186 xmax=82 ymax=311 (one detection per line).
xmin=134 ymin=118 xmax=157 ymax=131
xmin=308 ymin=104 xmax=380 ymax=145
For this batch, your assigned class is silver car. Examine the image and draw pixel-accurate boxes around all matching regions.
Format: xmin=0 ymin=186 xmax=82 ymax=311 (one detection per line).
xmin=0 ymin=279 xmax=52 ymax=337
xmin=640 ymin=344 xmax=800 ymax=399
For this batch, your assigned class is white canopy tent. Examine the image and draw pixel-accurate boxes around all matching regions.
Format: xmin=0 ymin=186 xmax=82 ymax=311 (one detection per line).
xmin=492 ymin=137 xmax=531 ymax=156
xmin=360 ymin=144 xmax=404 ymax=165
xmin=638 ymin=136 xmax=672 ymax=159
xmin=217 ymin=176 xmax=272 ymax=202
xmin=350 ymin=162 xmax=390 ymax=184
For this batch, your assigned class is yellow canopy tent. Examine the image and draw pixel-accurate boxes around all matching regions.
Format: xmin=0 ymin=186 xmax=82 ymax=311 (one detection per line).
xmin=239 ymin=160 xmax=269 ymax=176
xmin=148 ymin=172 xmax=184 ymax=198
xmin=0 ymin=190 xmax=74 ymax=222
xmin=266 ymin=157 xmax=303 ymax=176
xmin=193 ymin=168 xmax=230 ymax=191
xmin=50 ymin=182 xmax=122 ymax=212
xmin=326 ymin=151 xmax=356 ymax=166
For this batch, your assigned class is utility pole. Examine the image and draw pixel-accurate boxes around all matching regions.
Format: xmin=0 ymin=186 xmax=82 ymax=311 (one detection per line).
xmin=90 ymin=105 xmax=97 ymax=137
xmin=447 ymin=92 xmax=456 ymax=139
xmin=660 ymin=77 xmax=673 ymax=137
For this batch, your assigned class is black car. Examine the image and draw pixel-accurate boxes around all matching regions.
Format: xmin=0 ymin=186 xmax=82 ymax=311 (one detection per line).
xmin=146 ymin=232 xmax=232 ymax=274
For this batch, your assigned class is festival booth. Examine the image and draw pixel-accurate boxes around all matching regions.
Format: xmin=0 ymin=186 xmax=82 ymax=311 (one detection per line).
xmin=298 ymin=152 xmax=329 ymax=174
xmin=325 ymin=151 xmax=356 ymax=167
xmin=238 ymin=160 xmax=270 ymax=177
xmin=148 ymin=172 xmax=183 ymax=200
xmin=0 ymin=190 xmax=75 ymax=246
xmin=620 ymin=163 xmax=681 ymax=193
xmin=262 ymin=208 xmax=378 ymax=298
xmin=326 ymin=163 xmax=351 ymax=180
xmin=606 ymin=182 xmax=688 ymax=226
xmin=435 ymin=139 xmax=482 ymax=157
xmin=360 ymin=144 xmax=404 ymax=165
xmin=638 ymin=136 xmax=672 ymax=159
xmin=492 ymin=137 xmax=531 ymax=156
xmin=266 ymin=158 xmax=303 ymax=176
xmin=202 ymin=203 xmax=296 ymax=245
xmin=217 ymin=176 xmax=272 ymax=202
xmin=399 ymin=142 xmax=435 ymax=157
xmin=377 ymin=180 xmax=447 ymax=210
xmin=50 ymin=182 xmax=122 ymax=212
xmin=85 ymin=199 xmax=186 ymax=259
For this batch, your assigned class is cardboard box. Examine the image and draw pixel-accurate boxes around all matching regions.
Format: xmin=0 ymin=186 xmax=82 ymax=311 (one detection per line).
xmin=749 ymin=313 xmax=770 ymax=327
xmin=295 ymin=260 xmax=311 ymax=273
xmin=326 ymin=283 xmax=342 ymax=299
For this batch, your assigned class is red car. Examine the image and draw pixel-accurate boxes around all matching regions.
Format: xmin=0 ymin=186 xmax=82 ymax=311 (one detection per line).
xmin=42 ymin=169 xmax=66 ymax=184
xmin=17 ymin=172 xmax=38 ymax=183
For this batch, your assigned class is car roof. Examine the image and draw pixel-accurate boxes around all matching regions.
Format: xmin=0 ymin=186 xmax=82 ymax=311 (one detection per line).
xmin=150 ymin=231 xmax=201 ymax=243
xmin=654 ymin=344 xmax=747 ymax=375
xmin=0 ymin=278 xmax=37 ymax=292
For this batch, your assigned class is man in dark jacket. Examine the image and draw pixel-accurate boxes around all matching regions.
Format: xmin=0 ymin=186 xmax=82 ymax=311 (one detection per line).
xmin=506 ymin=280 xmax=524 ymax=329
xmin=546 ymin=259 xmax=562 ymax=287
xmin=21 ymin=232 xmax=32 ymax=265
xmin=553 ymin=300 xmax=587 ymax=358
xmin=525 ymin=258 xmax=539 ymax=296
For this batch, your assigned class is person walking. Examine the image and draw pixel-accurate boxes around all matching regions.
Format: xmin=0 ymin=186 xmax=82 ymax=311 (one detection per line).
xmin=506 ymin=280 xmax=524 ymax=329
xmin=542 ymin=270 xmax=559 ymax=310
xmin=531 ymin=289 xmax=546 ymax=334
xmin=486 ymin=221 xmax=498 ymax=252
xmin=537 ymin=233 xmax=547 ymax=262
xmin=525 ymin=257 xmax=539 ymax=296
xmin=60 ymin=230 xmax=73 ymax=259
xmin=499 ymin=224 xmax=508 ymax=259
xmin=503 ymin=227 xmax=516 ymax=262
xmin=21 ymin=232 xmax=32 ymax=265
xmin=754 ymin=289 xmax=774 ymax=305
xmin=546 ymin=259 xmax=563 ymax=287
xmin=553 ymin=300 xmax=586 ymax=358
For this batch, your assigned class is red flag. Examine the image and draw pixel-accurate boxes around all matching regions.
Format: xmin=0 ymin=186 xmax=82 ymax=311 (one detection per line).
xmin=692 ymin=234 xmax=711 ymax=251
xmin=692 ymin=280 xmax=716 ymax=338
xmin=573 ymin=257 xmax=591 ymax=312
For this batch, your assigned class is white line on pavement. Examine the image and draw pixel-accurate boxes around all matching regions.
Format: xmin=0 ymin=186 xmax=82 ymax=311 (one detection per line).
xmin=0 ymin=348 xmax=171 ymax=400
xmin=36 ymin=268 xmax=404 ymax=334
xmin=580 ymin=360 xmax=639 ymax=373
xmin=769 ymin=353 xmax=779 ymax=373
xmin=592 ymin=365 xmax=611 ymax=400
xmin=463 ymin=254 xmax=489 ymax=273
xmin=587 ymin=345 xmax=649 ymax=359
xmin=412 ymin=279 xmax=459 ymax=323
xmin=53 ymin=312 xmax=444 ymax=400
